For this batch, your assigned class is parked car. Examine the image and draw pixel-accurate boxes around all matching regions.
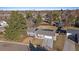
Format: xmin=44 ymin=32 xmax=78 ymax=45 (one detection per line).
xmin=51 ymin=21 xmax=64 ymax=27
xmin=68 ymin=34 xmax=78 ymax=43
xmin=51 ymin=21 xmax=59 ymax=27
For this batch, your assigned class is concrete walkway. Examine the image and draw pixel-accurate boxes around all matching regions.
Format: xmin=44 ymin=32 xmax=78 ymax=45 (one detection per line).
xmin=63 ymin=39 xmax=75 ymax=51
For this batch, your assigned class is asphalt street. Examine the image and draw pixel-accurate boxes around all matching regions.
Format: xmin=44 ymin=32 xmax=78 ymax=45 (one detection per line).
xmin=0 ymin=41 xmax=28 ymax=51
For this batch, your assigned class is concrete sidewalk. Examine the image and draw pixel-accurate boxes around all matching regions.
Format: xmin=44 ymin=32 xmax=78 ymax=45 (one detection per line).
xmin=63 ymin=39 xmax=75 ymax=51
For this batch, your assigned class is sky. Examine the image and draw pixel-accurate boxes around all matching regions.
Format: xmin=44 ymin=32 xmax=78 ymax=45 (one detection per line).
xmin=0 ymin=0 xmax=79 ymax=7
xmin=0 ymin=7 xmax=79 ymax=10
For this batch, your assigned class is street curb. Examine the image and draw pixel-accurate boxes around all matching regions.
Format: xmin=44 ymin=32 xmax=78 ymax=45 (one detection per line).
xmin=0 ymin=40 xmax=28 ymax=46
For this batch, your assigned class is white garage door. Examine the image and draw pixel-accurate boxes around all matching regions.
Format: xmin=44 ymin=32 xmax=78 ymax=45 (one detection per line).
xmin=42 ymin=38 xmax=53 ymax=49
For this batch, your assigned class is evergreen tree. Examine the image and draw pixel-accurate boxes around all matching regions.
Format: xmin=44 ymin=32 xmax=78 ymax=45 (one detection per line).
xmin=5 ymin=11 xmax=27 ymax=41
xmin=52 ymin=11 xmax=60 ymax=22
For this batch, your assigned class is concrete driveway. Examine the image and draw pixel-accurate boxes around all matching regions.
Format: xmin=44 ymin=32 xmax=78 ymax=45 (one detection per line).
xmin=0 ymin=41 xmax=29 ymax=51
xmin=63 ymin=39 xmax=75 ymax=51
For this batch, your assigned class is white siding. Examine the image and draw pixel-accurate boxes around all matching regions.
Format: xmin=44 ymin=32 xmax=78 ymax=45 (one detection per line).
xmin=42 ymin=38 xmax=53 ymax=49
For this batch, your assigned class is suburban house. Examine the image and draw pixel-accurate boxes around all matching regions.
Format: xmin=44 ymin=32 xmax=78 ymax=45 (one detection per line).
xmin=27 ymin=28 xmax=55 ymax=49
xmin=27 ymin=28 xmax=78 ymax=50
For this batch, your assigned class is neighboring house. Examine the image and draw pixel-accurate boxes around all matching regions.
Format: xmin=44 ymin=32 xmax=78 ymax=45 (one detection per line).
xmin=0 ymin=20 xmax=8 ymax=27
xmin=0 ymin=20 xmax=8 ymax=32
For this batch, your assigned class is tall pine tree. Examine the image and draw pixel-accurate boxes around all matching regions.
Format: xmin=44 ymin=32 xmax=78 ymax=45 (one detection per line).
xmin=5 ymin=11 xmax=27 ymax=41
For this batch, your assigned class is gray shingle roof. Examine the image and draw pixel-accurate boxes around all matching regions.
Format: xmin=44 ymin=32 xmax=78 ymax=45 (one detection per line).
xmin=35 ymin=29 xmax=55 ymax=36
xmin=27 ymin=28 xmax=36 ymax=32
xmin=27 ymin=28 xmax=55 ymax=36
